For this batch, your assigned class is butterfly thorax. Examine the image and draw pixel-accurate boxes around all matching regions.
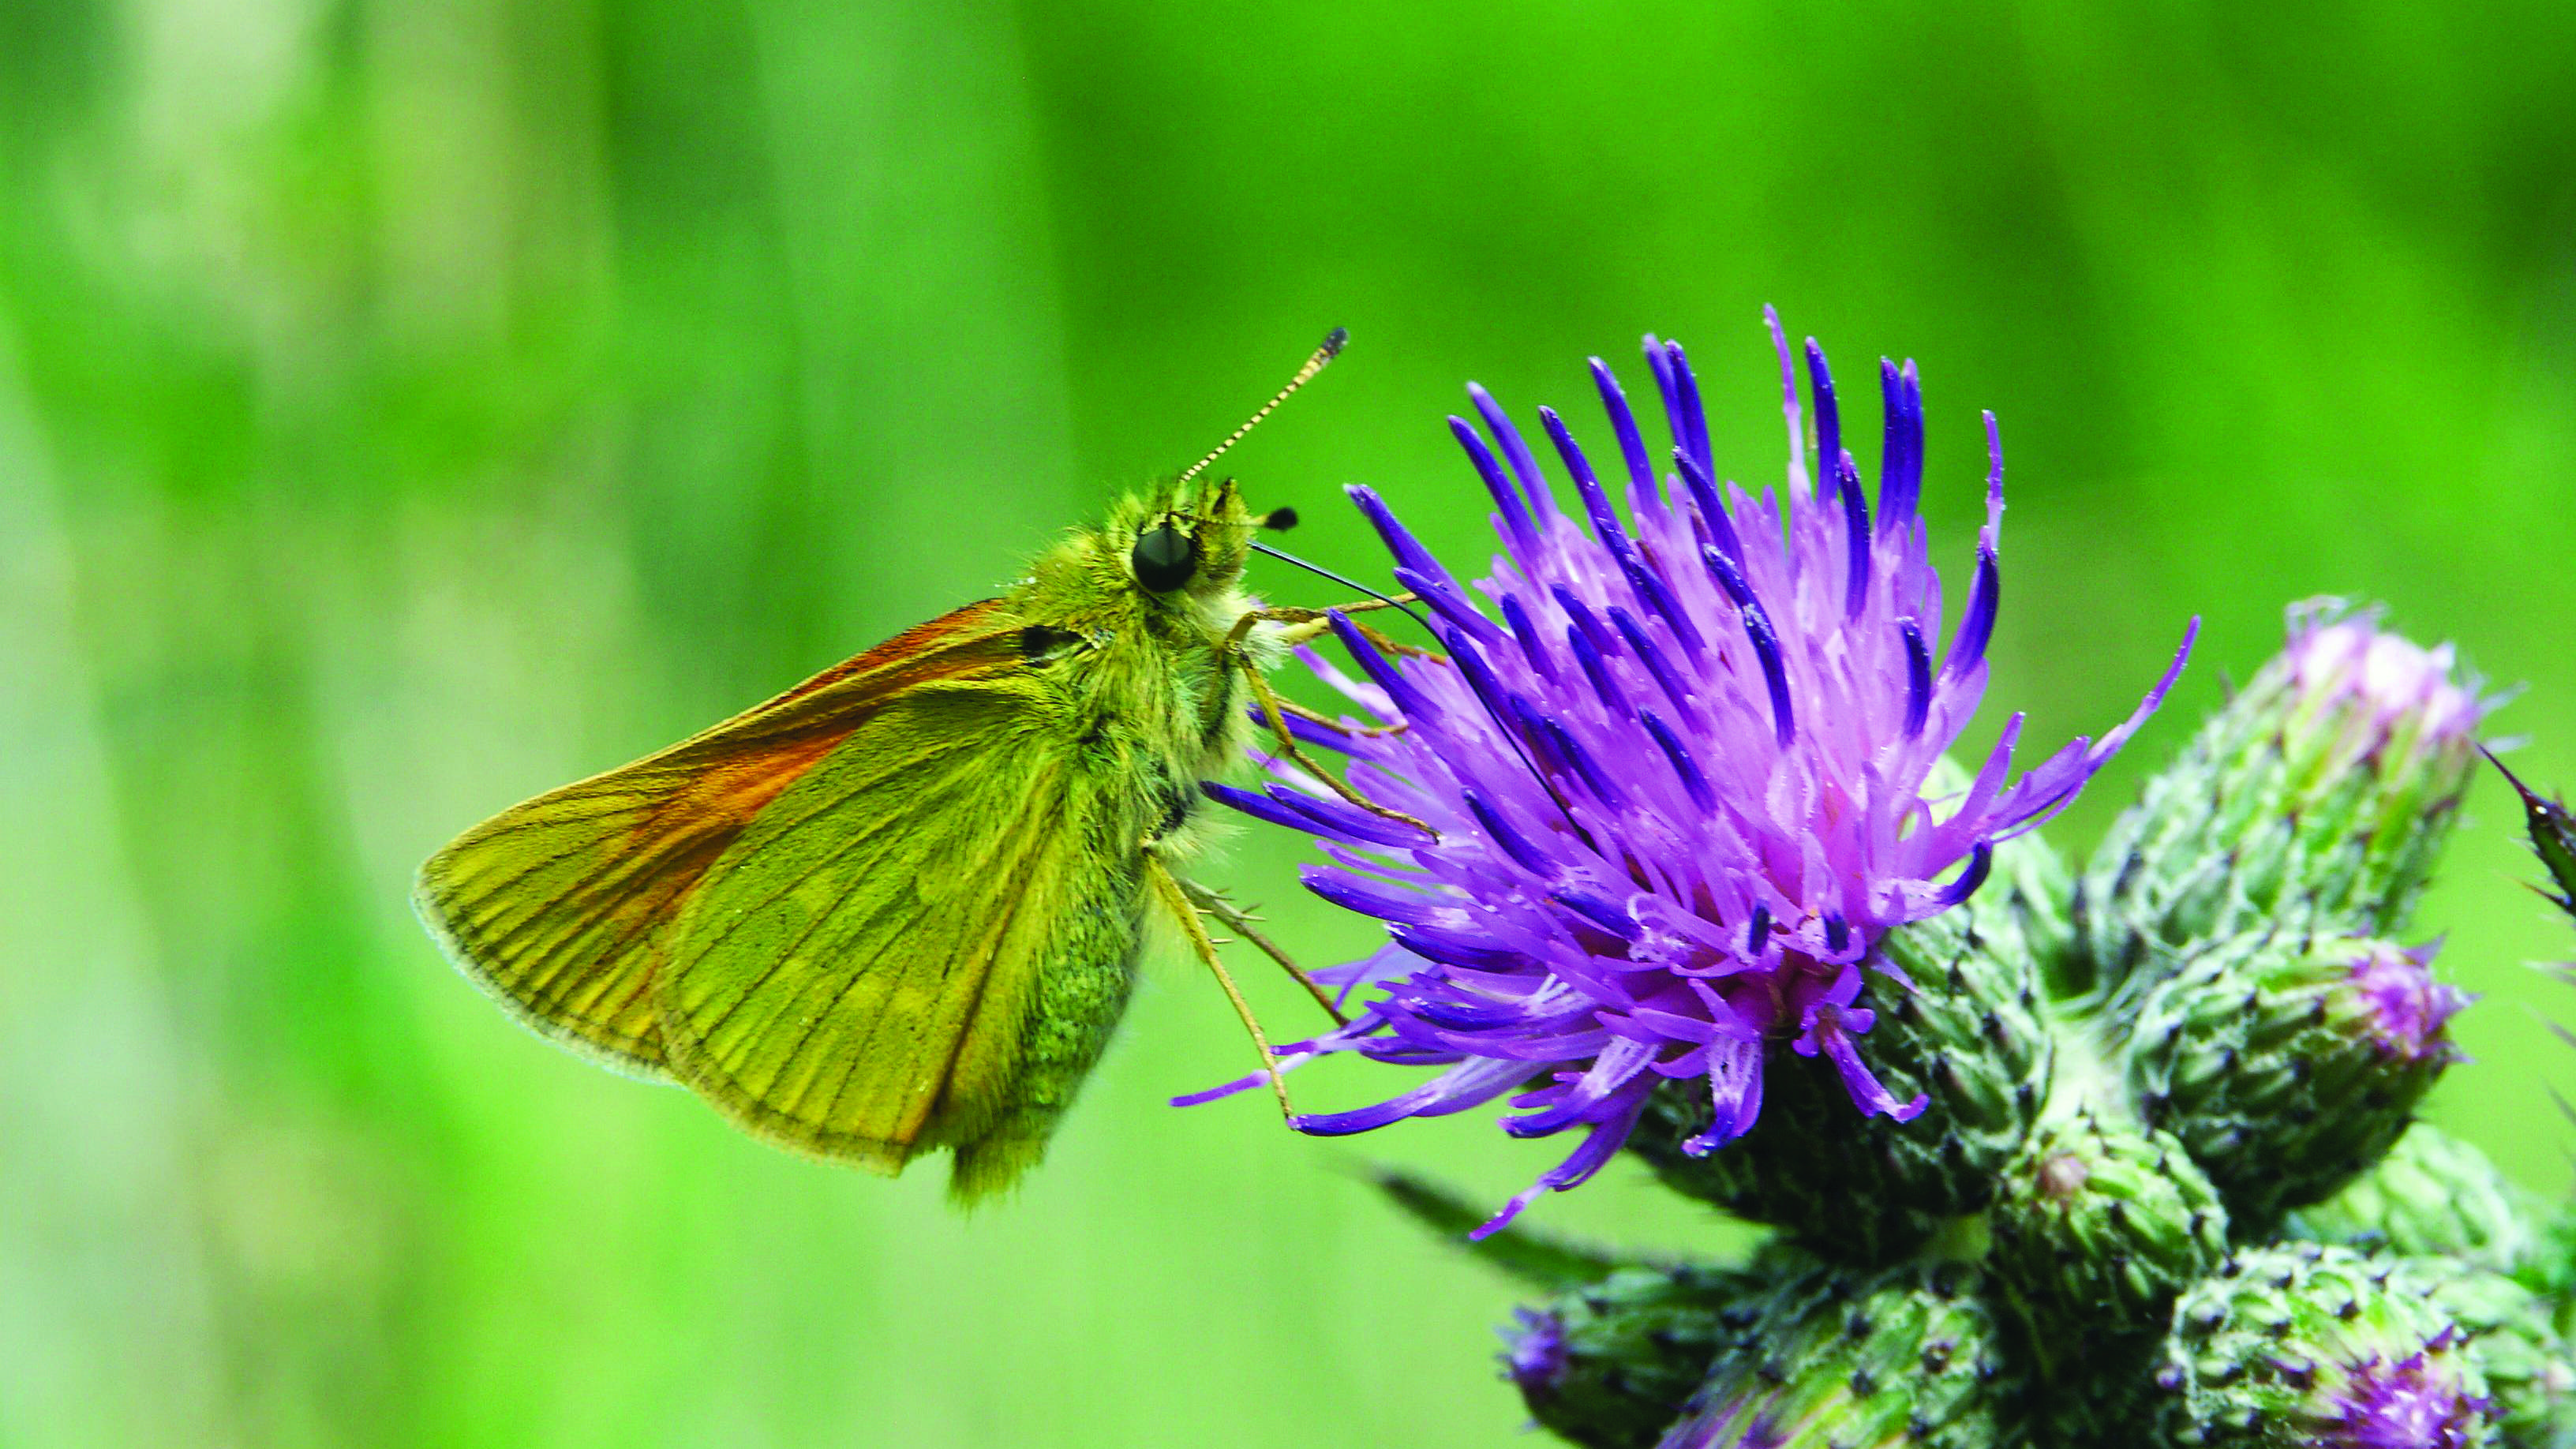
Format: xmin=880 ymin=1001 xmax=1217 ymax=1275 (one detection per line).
xmin=1004 ymin=475 xmax=1272 ymax=858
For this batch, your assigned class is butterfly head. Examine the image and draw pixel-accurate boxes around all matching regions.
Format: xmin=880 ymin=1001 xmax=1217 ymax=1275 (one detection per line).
xmin=1108 ymin=475 xmax=1297 ymax=603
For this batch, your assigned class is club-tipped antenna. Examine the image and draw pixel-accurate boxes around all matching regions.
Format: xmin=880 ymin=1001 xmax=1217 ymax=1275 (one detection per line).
xmin=1176 ymin=328 xmax=1348 ymax=488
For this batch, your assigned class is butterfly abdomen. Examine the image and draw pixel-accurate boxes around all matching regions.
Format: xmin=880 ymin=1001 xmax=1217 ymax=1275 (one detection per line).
xmin=943 ymin=853 xmax=1148 ymax=1204
xmin=937 ymin=598 xmax=1262 ymax=1199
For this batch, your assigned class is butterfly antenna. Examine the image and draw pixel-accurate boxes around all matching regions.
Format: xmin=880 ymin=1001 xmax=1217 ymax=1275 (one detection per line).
xmin=1175 ymin=328 xmax=1349 ymax=488
xmin=1249 ymin=539 xmax=1582 ymax=833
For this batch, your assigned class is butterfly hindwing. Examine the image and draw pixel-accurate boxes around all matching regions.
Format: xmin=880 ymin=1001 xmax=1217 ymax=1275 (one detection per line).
xmin=412 ymin=601 xmax=1021 ymax=1080
xmin=653 ymin=671 xmax=1150 ymax=1196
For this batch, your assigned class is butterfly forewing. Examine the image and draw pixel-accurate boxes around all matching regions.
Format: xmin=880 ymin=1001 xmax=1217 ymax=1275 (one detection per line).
xmin=412 ymin=601 xmax=1021 ymax=1081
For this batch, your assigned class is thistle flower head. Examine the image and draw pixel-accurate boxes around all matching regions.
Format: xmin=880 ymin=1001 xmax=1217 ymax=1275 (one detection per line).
xmin=2346 ymin=942 xmax=2469 ymax=1062
xmin=2327 ymin=1351 xmax=2488 ymax=1449
xmin=1191 ymin=313 xmax=2193 ymax=1233
xmin=1500 ymin=1307 xmax=1569 ymax=1407
xmin=2286 ymin=606 xmax=2484 ymax=768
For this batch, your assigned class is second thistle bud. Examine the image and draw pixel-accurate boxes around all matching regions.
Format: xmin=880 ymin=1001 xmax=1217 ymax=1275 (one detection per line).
xmin=1657 ymin=1261 xmax=2020 ymax=1449
xmin=1988 ymin=1106 xmax=2230 ymax=1376
xmin=2076 ymin=605 xmax=2483 ymax=994
xmin=2126 ymin=930 xmax=2467 ymax=1226
xmin=2286 ymin=1123 xmax=2540 ymax=1275
xmin=2158 ymin=1243 xmax=2499 ymax=1448
xmin=1500 ymin=1262 xmax=1770 ymax=1449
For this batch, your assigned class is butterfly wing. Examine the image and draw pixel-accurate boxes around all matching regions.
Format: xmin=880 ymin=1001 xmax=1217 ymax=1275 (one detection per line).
xmin=652 ymin=671 xmax=1149 ymax=1197
xmin=412 ymin=601 xmax=1022 ymax=1079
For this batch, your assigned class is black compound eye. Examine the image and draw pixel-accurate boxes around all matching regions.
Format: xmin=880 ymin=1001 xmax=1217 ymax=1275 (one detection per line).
xmin=1130 ymin=524 xmax=1196 ymax=593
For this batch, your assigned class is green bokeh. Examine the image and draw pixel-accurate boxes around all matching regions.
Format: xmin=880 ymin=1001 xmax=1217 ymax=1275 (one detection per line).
xmin=5 ymin=2 xmax=2574 ymax=1444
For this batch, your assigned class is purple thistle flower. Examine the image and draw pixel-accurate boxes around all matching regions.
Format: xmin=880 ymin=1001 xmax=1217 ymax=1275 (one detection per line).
xmin=2329 ymin=1351 xmax=2491 ymax=1449
xmin=2284 ymin=605 xmax=2485 ymax=765
xmin=1189 ymin=312 xmax=2196 ymax=1235
xmin=1499 ymin=1308 xmax=1568 ymax=1406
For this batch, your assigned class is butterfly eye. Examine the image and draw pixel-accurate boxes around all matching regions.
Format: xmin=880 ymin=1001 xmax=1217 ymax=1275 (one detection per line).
xmin=1130 ymin=524 xmax=1196 ymax=593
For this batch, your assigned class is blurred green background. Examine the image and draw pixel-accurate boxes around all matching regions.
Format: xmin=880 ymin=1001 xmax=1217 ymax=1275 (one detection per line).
xmin=6 ymin=1 xmax=2576 ymax=1443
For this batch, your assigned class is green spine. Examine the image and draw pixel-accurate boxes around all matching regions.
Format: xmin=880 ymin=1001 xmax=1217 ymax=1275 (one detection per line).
xmin=2492 ymin=754 xmax=2576 ymax=927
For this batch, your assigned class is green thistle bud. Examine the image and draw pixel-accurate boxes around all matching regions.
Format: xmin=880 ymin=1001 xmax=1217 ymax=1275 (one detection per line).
xmin=2387 ymin=1260 xmax=2576 ymax=1449
xmin=1626 ymin=841 xmax=2057 ymax=1264
xmin=2127 ymin=930 xmax=2468 ymax=1226
xmin=1501 ymin=1261 xmax=1773 ymax=1449
xmin=2158 ymin=1243 xmax=2499 ymax=1448
xmin=1659 ymin=1261 xmax=2020 ymax=1449
xmin=2076 ymin=605 xmax=2484 ymax=994
xmin=2286 ymin=1124 xmax=2540 ymax=1275
xmin=1988 ymin=1106 xmax=2230 ymax=1379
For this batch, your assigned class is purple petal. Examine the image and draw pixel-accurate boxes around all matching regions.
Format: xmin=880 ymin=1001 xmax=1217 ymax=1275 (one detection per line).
xmin=1941 ymin=544 xmax=1999 ymax=685
xmin=1822 ymin=1025 xmax=1929 ymax=1122
xmin=1590 ymin=357 xmax=1657 ymax=499
xmin=1835 ymin=450 xmax=1871 ymax=619
xmin=1461 ymin=788 xmax=1556 ymax=873
xmin=1739 ymin=601 xmax=1796 ymax=746
xmin=1541 ymin=404 xmax=1624 ymax=545
xmin=1673 ymin=447 xmax=1744 ymax=565
xmin=1470 ymin=383 xmax=1555 ymax=521
xmin=1879 ymin=358 xmax=1923 ymax=524
xmin=1683 ymin=1037 xmax=1765 ymax=1153
xmin=1470 ymin=1088 xmax=1653 ymax=1239
xmin=1346 ymin=484 xmax=1458 ymax=596
xmin=1638 ymin=710 xmax=1717 ymax=810
xmin=1806 ymin=337 xmax=1840 ymax=477
xmin=1496 ymin=592 xmax=1561 ymax=685
xmin=1298 ymin=1057 xmax=1539 ymax=1136
xmin=1449 ymin=415 xmax=1537 ymax=552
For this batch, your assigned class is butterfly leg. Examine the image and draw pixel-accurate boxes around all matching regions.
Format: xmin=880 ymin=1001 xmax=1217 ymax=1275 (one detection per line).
xmin=1174 ymin=874 xmax=1350 ymax=1027
xmin=1272 ymin=695 xmax=1407 ymax=739
xmin=1222 ymin=612 xmax=1437 ymax=841
xmin=1143 ymin=851 xmax=1296 ymax=1123
xmin=1229 ymin=600 xmax=1437 ymax=659
xmin=1232 ymin=657 xmax=1436 ymax=840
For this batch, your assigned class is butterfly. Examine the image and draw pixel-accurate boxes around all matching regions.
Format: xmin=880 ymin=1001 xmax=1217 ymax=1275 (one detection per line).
xmin=414 ymin=331 xmax=1419 ymax=1201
